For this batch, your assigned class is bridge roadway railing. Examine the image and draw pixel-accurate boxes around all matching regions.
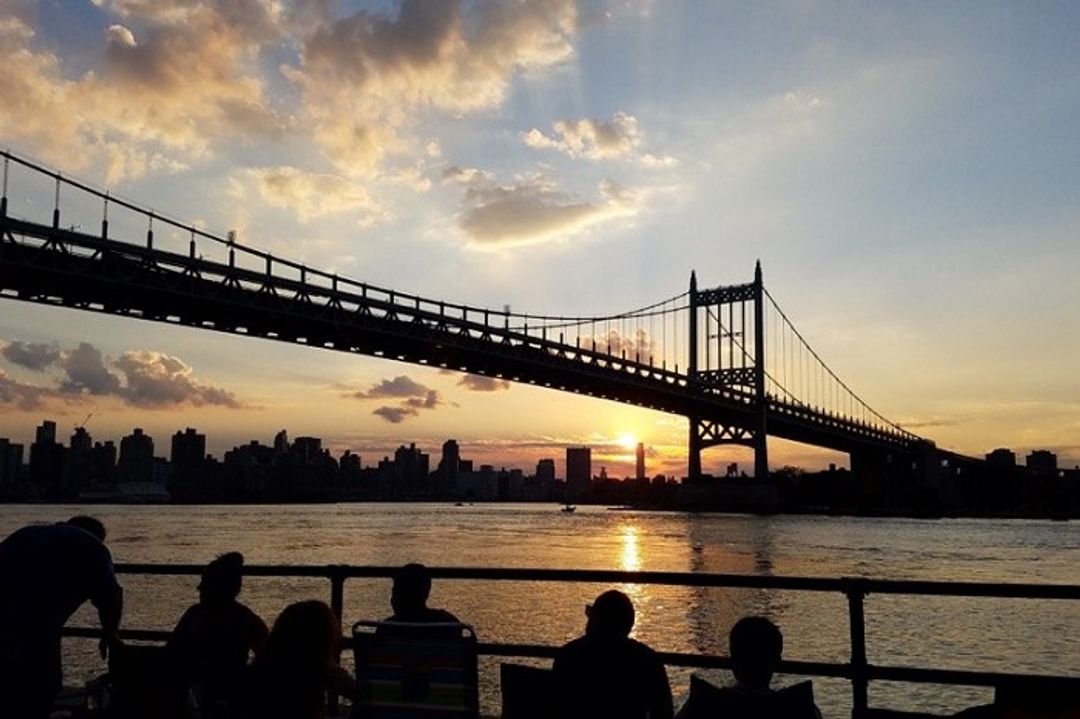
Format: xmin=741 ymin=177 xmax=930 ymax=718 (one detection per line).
xmin=61 ymin=564 xmax=1080 ymax=717
xmin=0 ymin=214 xmax=917 ymax=452
xmin=2 ymin=148 xmax=920 ymax=449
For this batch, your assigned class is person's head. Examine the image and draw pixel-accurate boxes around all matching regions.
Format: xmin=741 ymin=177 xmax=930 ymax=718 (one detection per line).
xmin=729 ymin=616 xmax=783 ymax=688
xmin=585 ymin=590 xmax=635 ymax=639
xmin=262 ymin=600 xmax=339 ymax=671
xmin=199 ymin=552 xmax=244 ymax=604
xmin=66 ymin=516 xmax=107 ymax=542
xmin=391 ymin=563 xmax=433 ymax=616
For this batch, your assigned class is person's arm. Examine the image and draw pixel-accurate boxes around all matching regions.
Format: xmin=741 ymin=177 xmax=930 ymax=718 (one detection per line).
xmin=93 ymin=582 xmax=123 ymax=659
xmin=648 ymin=655 xmax=675 ymax=719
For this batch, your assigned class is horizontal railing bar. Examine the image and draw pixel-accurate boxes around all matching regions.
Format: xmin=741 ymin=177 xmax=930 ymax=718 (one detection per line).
xmin=61 ymin=628 xmax=1078 ymax=687
xmin=111 ymin=564 xmax=1080 ymax=599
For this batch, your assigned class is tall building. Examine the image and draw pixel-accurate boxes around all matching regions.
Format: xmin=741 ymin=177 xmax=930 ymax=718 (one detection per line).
xmin=1026 ymin=450 xmax=1058 ymax=479
xmin=566 ymin=446 xmax=591 ymax=501
xmin=67 ymin=426 xmax=94 ymax=493
xmin=394 ymin=443 xmax=430 ymax=494
xmin=636 ymin=442 xmax=646 ymax=481
xmin=0 ymin=438 xmax=25 ymax=495
xmin=438 ymin=439 xmax=461 ymax=494
xmin=985 ymin=448 xmax=1016 ymax=468
xmin=536 ymin=458 xmax=556 ymax=484
xmin=118 ymin=428 xmax=155 ymax=483
xmin=171 ymin=428 xmax=207 ymax=489
xmin=30 ymin=419 xmax=64 ymax=498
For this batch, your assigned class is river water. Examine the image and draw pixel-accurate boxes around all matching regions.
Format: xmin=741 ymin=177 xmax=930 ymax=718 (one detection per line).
xmin=2 ymin=504 xmax=1077 ymax=717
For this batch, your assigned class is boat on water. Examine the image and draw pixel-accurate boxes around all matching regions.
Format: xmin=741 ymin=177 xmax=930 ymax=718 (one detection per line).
xmin=561 ymin=504 xmax=576 ymax=513
xmin=57 ymin=563 xmax=1080 ymax=718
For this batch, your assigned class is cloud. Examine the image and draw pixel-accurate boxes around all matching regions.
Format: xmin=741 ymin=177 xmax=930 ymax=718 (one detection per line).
xmin=60 ymin=342 xmax=123 ymax=395
xmin=0 ymin=2 xmax=280 ymax=182
xmin=237 ymin=167 xmax=387 ymax=224
xmin=0 ymin=371 xmax=53 ymax=411
xmin=523 ymin=112 xmax=638 ymax=159
xmin=458 ymin=374 xmax=511 ymax=392
xmin=372 ymin=405 xmax=419 ymax=424
xmin=581 ymin=328 xmax=656 ymax=359
xmin=0 ymin=339 xmax=245 ymax=410
xmin=445 ymin=169 xmax=640 ymax=247
xmin=350 ymin=374 xmax=443 ymax=423
xmin=113 ymin=350 xmax=244 ymax=408
xmin=290 ymin=0 xmax=578 ymax=174
xmin=1 ymin=341 xmax=62 ymax=372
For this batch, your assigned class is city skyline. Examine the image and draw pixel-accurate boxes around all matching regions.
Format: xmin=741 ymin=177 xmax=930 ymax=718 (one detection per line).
xmin=1 ymin=1 xmax=1078 ymax=472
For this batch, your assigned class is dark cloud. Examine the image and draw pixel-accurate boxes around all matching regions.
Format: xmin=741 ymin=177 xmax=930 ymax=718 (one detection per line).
xmin=1 ymin=341 xmax=61 ymax=371
xmin=404 ymin=389 xmax=442 ymax=409
xmin=60 ymin=342 xmax=123 ymax=395
xmin=0 ymin=371 xmax=52 ymax=411
xmin=373 ymin=405 xmax=419 ymax=424
xmin=458 ymin=374 xmax=511 ymax=392
xmin=354 ymin=375 xmax=433 ymax=400
xmin=353 ymin=374 xmax=443 ymax=422
xmin=0 ymin=339 xmax=245 ymax=410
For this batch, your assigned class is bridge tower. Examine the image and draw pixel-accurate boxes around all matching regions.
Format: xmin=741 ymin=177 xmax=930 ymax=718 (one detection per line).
xmin=687 ymin=262 xmax=769 ymax=479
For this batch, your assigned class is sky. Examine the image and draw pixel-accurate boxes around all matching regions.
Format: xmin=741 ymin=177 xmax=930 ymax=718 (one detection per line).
xmin=0 ymin=0 xmax=1078 ymax=477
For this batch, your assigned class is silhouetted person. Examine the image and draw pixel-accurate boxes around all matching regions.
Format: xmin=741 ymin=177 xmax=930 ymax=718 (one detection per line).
xmin=678 ymin=616 xmax=820 ymax=719
xmin=553 ymin=589 xmax=673 ymax=719
xmin=386 ymin=563 xmax=460 ymax=622
xmin=167 ymin=552 xmax=268 ymax=717
xmin=0 ymin=516 xmax=123 ymax=719
xmin=234 ymin=600 xmax=356 ymax=719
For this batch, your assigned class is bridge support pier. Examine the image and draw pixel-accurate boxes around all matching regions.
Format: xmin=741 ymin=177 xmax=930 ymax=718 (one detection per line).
xmin=686 ymin=418 xmax=769 ymax=480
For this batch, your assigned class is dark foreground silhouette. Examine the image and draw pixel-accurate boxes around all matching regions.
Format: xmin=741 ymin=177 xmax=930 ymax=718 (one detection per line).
xmin=552 ymin=589 xmax=674 ymax=719
xmin=0 ymin=516 xmax=123 ymax=719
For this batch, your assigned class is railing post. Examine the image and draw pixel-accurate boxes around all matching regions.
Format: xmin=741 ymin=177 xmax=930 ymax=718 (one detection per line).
xmin=1 ymin=154 xmax=9 ymax=217
xmin=328 ymin=565 xmax=346 ymax=714
xmin=846 ymin=579 xmax=869 ymax=719
xmin=101 ymin=192 xmax=109 ymax=239
xmin=53 ymin=175 xmax=61 ymax=229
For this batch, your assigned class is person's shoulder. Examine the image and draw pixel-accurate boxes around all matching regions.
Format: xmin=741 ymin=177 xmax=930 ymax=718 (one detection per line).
xmin=427 ymin=607 xmax=460 ymax=623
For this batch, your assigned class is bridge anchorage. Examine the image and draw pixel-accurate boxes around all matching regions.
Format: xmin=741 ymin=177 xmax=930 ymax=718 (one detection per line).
xmin=0 ymin=148 xmax=935 ymax=487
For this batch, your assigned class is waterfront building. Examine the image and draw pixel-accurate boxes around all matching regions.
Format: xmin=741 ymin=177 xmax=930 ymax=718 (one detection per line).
xmin=1026 ymin=450 xmax=1058 ymax=478
xmin=394 ymin=443 xmax=430 ymax=494
xmin=985 ymin=448 xmax=1016 ymax=468
xmin=636 ymin=442 xmax=646 ymax=481
xmin=118 ymin=428 xmax=155 ymax=483
xmin=439 ymin=439 xmax=462 ymax=494
xmin=566 ymin=446 xmax=591 ymax=501
xmin=66 ymin=427 xmax=93 ymax=495
xmin=90 ymin=441 xmax=117 ymax=486
xmin=0 ymin=438 xmax=25 ymax=496
xmin=30 ymin=420 xmax=64 ymax=499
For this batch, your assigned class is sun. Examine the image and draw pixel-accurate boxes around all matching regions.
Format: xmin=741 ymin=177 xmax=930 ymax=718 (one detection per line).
xmin=616 ymin=432 xmax=638 ymax=451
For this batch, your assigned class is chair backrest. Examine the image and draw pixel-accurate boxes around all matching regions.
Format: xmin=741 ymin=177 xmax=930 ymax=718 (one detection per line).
xmin=352 ymin=620 xmax=480 ymax=719
xmin=500 ymin=663 xmax=557 ymax=719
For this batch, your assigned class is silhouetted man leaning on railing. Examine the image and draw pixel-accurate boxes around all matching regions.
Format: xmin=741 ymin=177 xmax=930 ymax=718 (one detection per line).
xmin=0 ymin=516 xmax=123 ymax=719
xmin=553 ymin=589 xmax=674 ymax=719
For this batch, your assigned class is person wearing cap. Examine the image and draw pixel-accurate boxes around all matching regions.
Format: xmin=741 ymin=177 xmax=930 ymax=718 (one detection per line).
xmin=0 ymin=516 xmax=124 ymax=719
xmin=553 ymin=589 xmax=673 ymax=719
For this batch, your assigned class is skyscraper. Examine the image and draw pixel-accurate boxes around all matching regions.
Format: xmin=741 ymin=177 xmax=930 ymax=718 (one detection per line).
xmin=566 ymin=446 xmax=591 ymax=501
xmin=118 ymin=428 xmax=154 ymax=483
xmin=636 ymin=442 xmax=646 ymax=481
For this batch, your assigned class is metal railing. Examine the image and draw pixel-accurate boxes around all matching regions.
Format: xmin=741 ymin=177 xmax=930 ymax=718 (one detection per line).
xmin=62 ymin=564 xmax=1080 ymax=717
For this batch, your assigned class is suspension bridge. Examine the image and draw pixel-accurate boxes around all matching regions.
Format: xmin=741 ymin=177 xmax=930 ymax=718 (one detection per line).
xmin=0 ymin=149 xmax=939 ymax=484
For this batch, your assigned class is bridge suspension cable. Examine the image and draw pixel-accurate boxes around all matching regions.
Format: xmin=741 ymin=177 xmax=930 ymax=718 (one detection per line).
xmin=762 ymin=288 xmax=911 ymax=436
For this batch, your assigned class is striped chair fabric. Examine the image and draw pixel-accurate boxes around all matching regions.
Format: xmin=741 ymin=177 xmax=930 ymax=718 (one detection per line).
xmin=352 ymin=620 xmax=480 ymax=719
